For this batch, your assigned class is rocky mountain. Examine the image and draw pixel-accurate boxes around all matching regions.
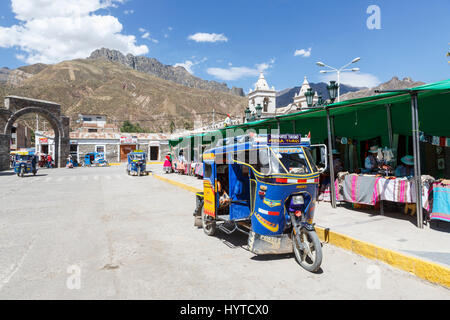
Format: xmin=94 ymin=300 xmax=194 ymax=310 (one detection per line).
xmin=276 ymin=83 xmax=364 ymax=108
xmin=0 ymin=58 xmax=247 ymax=133
xmin=0 ymin=67 xmax=11 ymax=82
xmin=0 ymin=67 xmax=35 ymax=86
xmin=89 ymin=48 xmax=245 ymax=97
xmin=339 ymin=77 xmax=425 ymax=101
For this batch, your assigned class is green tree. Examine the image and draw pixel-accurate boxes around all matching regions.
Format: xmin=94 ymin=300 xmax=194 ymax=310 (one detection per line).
xmin=120 ymin=120 xmax=146 ymax=133
xmin=169 ymin=121 xmax=176 ymax=134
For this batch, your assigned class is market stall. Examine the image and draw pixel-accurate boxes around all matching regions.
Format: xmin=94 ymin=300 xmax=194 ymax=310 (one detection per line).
xmin=169 ymin=79 xmax=450 ymax=228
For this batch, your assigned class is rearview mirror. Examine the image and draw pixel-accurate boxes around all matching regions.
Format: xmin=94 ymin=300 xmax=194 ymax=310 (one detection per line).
xmin=310 ymin=144 xmax=328 ymax=173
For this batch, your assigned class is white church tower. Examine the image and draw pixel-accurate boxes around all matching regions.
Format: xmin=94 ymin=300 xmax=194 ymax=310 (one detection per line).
xmin=248 ymin=72 xmax=276 ymax=115
xmin=293 ymin=76 xmax=318 ymax=110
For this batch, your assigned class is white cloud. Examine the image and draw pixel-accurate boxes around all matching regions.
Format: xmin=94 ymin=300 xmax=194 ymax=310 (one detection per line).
xmin=0 ymin=0 xmax=148 ymax=64
xmin=174 ymin=60 xmax=195 ymax=74
xmin=207 ymin=59 xmax=275 ymax=81
xmin=294 ymin=48 xmax=312 ymax=58
xmin=124 ymin=9 xmax=134 ymax=15
xmin=207 ymin=67 xmax=260 ymax=81
xmin=187 ymin=32 xmax=228 ymax=43
xmin=139 ymin=28 xmax=158 ymax=43
xmin=174 ymin=57 xmax=207 ymax=75
xmin=320 ymin=72 xmax=381 ymax=88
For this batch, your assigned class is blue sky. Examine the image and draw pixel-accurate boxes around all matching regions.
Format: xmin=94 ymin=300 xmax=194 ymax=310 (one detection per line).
xmin=0 ymin=0 xmax=449 ymax=92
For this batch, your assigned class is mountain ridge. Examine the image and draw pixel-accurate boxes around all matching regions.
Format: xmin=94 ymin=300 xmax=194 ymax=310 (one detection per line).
xmin=276 ymin=83 xmax=365 ymax=108
xmin=339 ymin=76 xmax=426 ymax=101
xmin=89 ymin=48 xmax=245 ymax=97
xmin=0 ymin=57 xmax=247 ymax=133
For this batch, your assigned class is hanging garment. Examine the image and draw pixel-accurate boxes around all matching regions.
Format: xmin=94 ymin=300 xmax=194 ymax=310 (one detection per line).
xmin=432 ymin=136 xmax=440 ymax=146
xmin=430 ymin=182 xmax=450 ymax=222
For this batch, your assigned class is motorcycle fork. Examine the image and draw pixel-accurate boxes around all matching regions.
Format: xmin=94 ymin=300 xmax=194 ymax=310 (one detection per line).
xmin=288 ymin=211 xmax=304 ymax=251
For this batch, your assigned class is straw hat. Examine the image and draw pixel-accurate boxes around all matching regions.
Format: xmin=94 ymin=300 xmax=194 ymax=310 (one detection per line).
xmin=401 ymin=155 xmax=414 ymax=166
xmin=369 ymin=146 xmax=379 ymax=153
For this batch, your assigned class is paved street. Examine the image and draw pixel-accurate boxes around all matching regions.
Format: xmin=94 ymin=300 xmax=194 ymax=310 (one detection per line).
xmin=0 ymin=165 xmax=448 ymax=299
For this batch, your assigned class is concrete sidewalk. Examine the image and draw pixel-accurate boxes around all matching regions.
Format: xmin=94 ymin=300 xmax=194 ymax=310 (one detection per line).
xmin=148 ymin=164 xmax=450 ymax=288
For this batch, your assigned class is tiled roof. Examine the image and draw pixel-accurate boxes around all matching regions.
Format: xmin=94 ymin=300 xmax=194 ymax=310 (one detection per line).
xmin=40 ymin=130 xmax=168 ymax=140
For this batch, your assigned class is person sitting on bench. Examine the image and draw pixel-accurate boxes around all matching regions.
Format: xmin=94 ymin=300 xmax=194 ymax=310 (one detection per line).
xmin=217 ymin=179 xmax=230 ymax=207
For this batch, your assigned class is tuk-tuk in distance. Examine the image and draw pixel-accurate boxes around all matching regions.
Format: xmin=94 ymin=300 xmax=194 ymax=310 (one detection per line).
xmin=126 ymin=150 xmax=148 ymax=176
xmin=193 ymin=133 xmax=327 ymax=272
xmin=83 ymin=152 xmax=109 ymax=167
xmin=14 ymin=151 xmax=38 ymax=177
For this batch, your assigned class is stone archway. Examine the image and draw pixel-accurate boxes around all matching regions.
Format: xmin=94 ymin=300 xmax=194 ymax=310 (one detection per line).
xmin=0 ymin=96 xmax=70 ymax=170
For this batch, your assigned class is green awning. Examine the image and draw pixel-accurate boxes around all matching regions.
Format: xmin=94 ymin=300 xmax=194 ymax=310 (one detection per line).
xmin=169 ymin=79 xmax=450 ymax=147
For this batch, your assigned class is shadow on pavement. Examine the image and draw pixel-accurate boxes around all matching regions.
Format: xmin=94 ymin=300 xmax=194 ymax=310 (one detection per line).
xmin=20 ymin=174 xmax=48 ymax=178
xmin=429 ymin=220 xmax=450 ymax=234
xmin=0 ymin=171 xmax=16 ymax=176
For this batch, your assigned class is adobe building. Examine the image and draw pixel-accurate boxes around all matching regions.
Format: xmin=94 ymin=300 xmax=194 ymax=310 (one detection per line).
xmin=35 ymin=114 xmax=169 ymax=163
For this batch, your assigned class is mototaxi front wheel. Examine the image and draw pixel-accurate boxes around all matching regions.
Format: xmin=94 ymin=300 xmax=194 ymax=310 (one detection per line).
xmin=292 ymin=228 xmax=322 ymax=272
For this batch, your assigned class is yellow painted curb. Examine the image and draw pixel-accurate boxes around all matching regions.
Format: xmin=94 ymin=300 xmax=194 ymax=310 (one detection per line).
xmin=109 ymin=162 xmax=163 ymax=166
xmin=315 ymin=227 xmax=450 ymax=288
xmin=153 ymin=173 xmax=450 ymax=289
xmin=152 ymin=173 xmax=202 ymax=194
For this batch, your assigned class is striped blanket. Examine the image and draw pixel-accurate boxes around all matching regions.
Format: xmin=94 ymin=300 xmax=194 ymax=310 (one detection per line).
xmin=325 ymin=174 xmax=432 ymax=210
xmin=430 ymin=183 xmax=450 ymax=222
xmin=342 ymin=174 xmax=380 ymax=205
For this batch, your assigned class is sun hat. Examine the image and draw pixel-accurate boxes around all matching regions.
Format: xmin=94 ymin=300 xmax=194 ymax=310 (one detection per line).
xmin=369 ymin=146 xmax=379 ymax=153
xmin=401 ymin=155 xmax=414 ymax=166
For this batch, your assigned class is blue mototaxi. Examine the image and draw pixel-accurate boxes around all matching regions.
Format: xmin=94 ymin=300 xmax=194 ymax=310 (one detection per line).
xmin=126 ymin=150 xmax=148 ymax=176
xmin=14 ymin=151 xmax=38 ymax=177
xmin=83 ymin=152 xmax=108 ymax=167
xmin=193 ymin=133 xmax=327 ymax=272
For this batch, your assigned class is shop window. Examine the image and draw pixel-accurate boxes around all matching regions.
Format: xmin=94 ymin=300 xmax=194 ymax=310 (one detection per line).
xmin=96 ymin=145 xmax=105 ymax=153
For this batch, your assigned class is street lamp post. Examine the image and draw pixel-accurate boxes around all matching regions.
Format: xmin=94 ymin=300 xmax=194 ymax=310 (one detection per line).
xmin=255 ymin=104 xmax=263 ymax=119
xmin=316 ymin=57 xmax=361 ymax=102
xmin=304 ymin=88 xmax=315 ymax=108
xmin=245 ymin=107 xmax=251 ymax=123
xmin=327 ymin=81 xmax=339 ymax=104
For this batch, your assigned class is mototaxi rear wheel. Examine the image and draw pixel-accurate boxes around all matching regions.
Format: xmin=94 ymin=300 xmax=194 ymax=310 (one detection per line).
xmin=201 ymin=208 xmax=216 ymax=236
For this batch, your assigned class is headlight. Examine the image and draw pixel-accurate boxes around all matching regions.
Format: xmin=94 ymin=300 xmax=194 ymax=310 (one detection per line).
xmin=292 ymin=195 xmax=304 ymax=205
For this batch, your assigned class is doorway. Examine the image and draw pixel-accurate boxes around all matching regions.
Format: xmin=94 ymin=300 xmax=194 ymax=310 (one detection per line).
xmin=41 ymin=144 xmax=49 ymax=155
xmin=120 ymin=145 xmax=137 ymax=162
xmin=150 ymin=146 xmax=159 ymax=161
